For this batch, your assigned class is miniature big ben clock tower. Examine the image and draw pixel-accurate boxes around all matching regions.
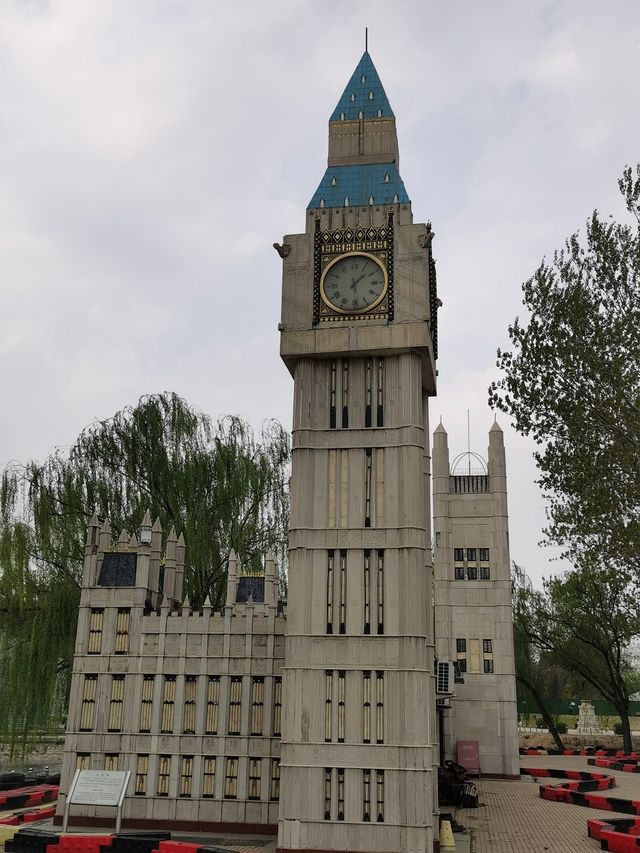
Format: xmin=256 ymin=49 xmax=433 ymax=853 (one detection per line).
xmin=277 ymin=51 xmax=440 ymax=852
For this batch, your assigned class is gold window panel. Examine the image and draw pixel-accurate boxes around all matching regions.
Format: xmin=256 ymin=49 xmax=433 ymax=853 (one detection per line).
xmin=202 ymin=757 xmax=216 ymax=798
xmin=224 ymin=757 xmax=238 ymax=799
xmin=228 ymin=677 xmax=242 ymax=735
xmin=135 ymin=754 xmax=149 ymax=795
xmin=115 ymin=608 xmax=130 ymax=654
xmin=205 ymin=676 xmax=220 ymax=734
xmin=183 ymin=676 xmax=197 ymax=734
xmin=248 ymin=757 xmax=261 ymax=800
xmin=272 ymin=677 xmax=282 ymax=736
xmin=107 ymin=675 xmax=125 ymax=732
xmin=157 ymin=755 xmax=171 ymax=796
xmin=80 ymin=675 xmax=97 ymax=731
xmin=139 ymin=675 xmax=154 ymax=733
xmin=270 ymin=758 xmax=280 ymax=801
xmin=88 ymin=608 xmax=103 ymax=654
xmin=250 ymin=677 xmax=264 ymax=736
xmin=161 ymin=675 xmax=176 ymax=733
xmin=179 ymin=756 xmax=193 ymax=797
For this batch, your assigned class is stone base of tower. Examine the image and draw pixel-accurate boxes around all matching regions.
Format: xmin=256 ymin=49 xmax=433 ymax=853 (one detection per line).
xmin=441 ymin=696 xmax=519 ymax=778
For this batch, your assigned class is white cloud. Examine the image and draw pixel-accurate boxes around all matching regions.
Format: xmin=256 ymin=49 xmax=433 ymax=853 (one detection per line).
xmin=0 ymin=0 xmax=638 ymax=586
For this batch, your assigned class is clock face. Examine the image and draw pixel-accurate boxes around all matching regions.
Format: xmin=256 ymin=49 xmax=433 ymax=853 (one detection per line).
xmin=320 ymin=253 xmax=387 ymax=314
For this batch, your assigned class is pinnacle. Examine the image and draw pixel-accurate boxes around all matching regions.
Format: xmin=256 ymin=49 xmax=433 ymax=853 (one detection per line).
xmin=140 ymin=508 xmax=152 ymax=528
xmin=434 ymin=421 xmax=447 ymax=435
xmin=330 ymin=51 xmax=394 ymax=122
xmin=490 ymin=417 xmax=503 ymax=433
xmin=152 ymin=517 xmax=162 ymax=532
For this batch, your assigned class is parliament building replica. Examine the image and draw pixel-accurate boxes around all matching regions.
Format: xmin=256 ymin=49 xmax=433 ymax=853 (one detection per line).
xmin=56 ymin=51 xmax=518 ymax=852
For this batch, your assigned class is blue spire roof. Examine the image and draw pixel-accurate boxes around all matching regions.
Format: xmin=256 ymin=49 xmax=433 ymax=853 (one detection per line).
xmin=308 ymin=163 xmax=408 ymax=209
xmin=330 ymin=51 xmax=393 ymax=121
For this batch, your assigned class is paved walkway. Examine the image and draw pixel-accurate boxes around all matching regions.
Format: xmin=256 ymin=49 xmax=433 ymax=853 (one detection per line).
xmin=454 ymin=754 xmax=640 ymax=852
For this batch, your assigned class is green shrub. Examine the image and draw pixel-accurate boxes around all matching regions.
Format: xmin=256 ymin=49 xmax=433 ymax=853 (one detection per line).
xmin=555 ymin=721 xmax=568 ymax=734
xmin=613 ymin=722 xmax=624 ymax=735
xmin=535 ymin=716 xmax=545 ymax=728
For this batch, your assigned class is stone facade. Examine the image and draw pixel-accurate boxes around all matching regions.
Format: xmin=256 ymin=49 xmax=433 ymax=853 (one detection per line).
xmin=56 ymin=511 xmax=284 ymax=830
xmin=433 ymin=421 xmax=519 ymax=778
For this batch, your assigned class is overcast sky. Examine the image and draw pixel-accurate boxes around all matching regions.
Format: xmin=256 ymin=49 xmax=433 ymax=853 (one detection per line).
xmin=1 ymin=0 xmax=638 ymax=586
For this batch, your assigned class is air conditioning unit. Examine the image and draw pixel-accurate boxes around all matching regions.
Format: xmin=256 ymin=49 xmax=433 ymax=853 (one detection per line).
xmin=436 ymin=697 xmax=451 ymax=708
xmin=436 ymin=660 xmax=454 ymax=695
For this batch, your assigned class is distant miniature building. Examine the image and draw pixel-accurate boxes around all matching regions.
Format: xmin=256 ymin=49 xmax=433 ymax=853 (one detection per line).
xmin=433 ymin=421 xmax=519 ymax=777
xmin=56 ymin=511 xmax=284 ymax=831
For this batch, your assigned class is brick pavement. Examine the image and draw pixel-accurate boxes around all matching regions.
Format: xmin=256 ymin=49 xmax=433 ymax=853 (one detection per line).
xmin=454 ymin=754 xmax=640 ymax=852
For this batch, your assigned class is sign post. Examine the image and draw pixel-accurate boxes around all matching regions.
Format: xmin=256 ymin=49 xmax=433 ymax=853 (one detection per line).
xmin=62 ymin=769 xmax=131 ymax=833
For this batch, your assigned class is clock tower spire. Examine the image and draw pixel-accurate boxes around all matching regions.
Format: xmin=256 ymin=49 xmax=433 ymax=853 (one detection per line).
xmin=277 ymin=51 xmax=439 ymax=853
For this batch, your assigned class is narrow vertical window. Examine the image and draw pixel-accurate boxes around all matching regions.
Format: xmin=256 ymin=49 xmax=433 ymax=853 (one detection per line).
xmin=324 ymin=670 xmax=333 ymax=742
xmin=376 ymin=672 xmax=384 ymax=744
xmin=157 ymin=755 xmax=171 ymax=796
xmin=270 ymin=758 xmax=280 ymax=801
xmin=251 ymin=677 xmax=264 ymax=735
xmin=376 ymin=358 xmax=384 ymax=426
xmin=76 ymin=753 xmax=91 ymax=770
xmin=206 ymin=676 xmax=220 ymax=734
xmin=88 ymin=608 xmax=103 ymax=654
xmin=224 ymin=757 xmax=239 ymax=798
xmin=80 ymin=675 xmax=98 ymax=731
xmin=363 ymin=550 xmax=371 ymax=634
xmin=105 ymin=754 xmax=120 ymax=771
xmin=339 ymin=550 xmax=347 ymax=634
xmin=115 ymin=608 xmax=130 ymax=654
xmin=375 ymin=447 xmax=384 ymax=525
xmin=337 ymin=767 xmax=345 ymax=820
xmin=330 ymin=360 xmax=337 ymax=429
xmin=483 ymin=639 xmax=493 ymax=653
xmin=324 ymin=768 xmax=332 ymax=820
xmin=363 ymin=671 xmax=371 ymax=744
xmin=326 ymin=551 xmax=334 ymax=634
xmin=342 ymin=361 xmax=349 ymax=428
xmin=108 ymin=675 xmax=125 ymax=732
xmin=272 ymin=676 xmax=282 ymax=736
xmin=140 ymin=675 xmax=154 ymax=732
xmin=328 ymin=450 xmax=337 ymax=528
xmin=135 ymin=755 xmax=148 ymax=795
xmin=179 ymin=756 xmax=193 ymax=797
xmin=202 ymin=757 xmax=216 ymax=797
xmin=365 ymin=358 xmax=373 ymax=427
xmin=248 ymin=757 xmax=262 ymax=800
xmin=337 ymin=671 xmax=346 ymax=743
xmin=228 ymin=676 xmax=242 ymax=735
xmin=161 ymin=675 xmax=176 ymax=733
xmin=183 ymin=676 xmax=197 ymax=734
xmin=376 ymin=770 xmax=385 ymax=821
xmin=377 ymin=550 xmax=384 ymax=634
xmin=363 ymin=769 xmax=371 ymax=821
xmin=364 ymin=449 xmax=372 ymax=527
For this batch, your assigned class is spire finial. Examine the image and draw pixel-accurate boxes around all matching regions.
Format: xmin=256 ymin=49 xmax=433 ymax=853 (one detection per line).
xmin=365 ymin=27 xmax=368 ymax=52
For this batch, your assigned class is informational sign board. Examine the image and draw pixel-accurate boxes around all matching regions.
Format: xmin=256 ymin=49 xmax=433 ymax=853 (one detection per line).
xmin=63 ymin=769 xmax=131 ymax=832
xmin=457 ymin=739 xmax=481 ymax=775
xmin=69 ymin=770 xmax=129 ymax=806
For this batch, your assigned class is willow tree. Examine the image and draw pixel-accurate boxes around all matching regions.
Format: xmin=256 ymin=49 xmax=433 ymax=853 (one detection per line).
xmin=0 ymin=392 xmax=289 ymax=750
xmin=490 ymin=164 xmax=640 ymax=575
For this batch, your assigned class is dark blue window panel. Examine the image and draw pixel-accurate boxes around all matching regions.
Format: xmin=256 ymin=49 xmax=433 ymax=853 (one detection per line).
xmin=98 ymin=553 xmax=137 ymax=587
xmin=236 ymin=576 xmax=265 ymax=604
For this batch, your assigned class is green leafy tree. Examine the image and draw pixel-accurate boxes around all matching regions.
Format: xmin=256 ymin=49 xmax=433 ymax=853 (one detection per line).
xmin=512 ymin=563 xmax=566 ymax=751
xmin=517 ymin=563 xmax=640 ymax=752
xmin=0 ymin=392 xmax=290 ymax=751
xmin=490 ymin=165 xmax=640 ymax=574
